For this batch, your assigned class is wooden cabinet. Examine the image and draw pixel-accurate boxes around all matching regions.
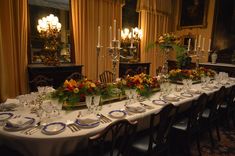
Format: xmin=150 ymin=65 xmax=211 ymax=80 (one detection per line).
xmin=119 ymin=62 xmax=150 ymax=78
xmin=28 ymin=64 xmax=83 ymax=91
xmin=199 ymin=63 xmax=235 ymax=77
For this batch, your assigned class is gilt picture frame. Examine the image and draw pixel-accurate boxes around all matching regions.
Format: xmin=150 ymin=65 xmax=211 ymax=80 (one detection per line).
xmin=178 ymin=0 xmax=209 ymax=29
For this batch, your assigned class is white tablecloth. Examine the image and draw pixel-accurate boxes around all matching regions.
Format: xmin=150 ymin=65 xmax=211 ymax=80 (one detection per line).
xmin=0 ymin=79 xmax=234 ymax=156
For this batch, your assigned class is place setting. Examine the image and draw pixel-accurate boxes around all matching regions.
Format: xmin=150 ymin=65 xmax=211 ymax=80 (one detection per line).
xmin=4 ymin=116 xmax=36 ymax=132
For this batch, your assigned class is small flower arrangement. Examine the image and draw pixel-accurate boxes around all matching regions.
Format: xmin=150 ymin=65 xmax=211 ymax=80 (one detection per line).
xmin=169 ymin=69 xmax=200 ymax=81
xmin=169 ymin=67 xmax=216 ymax=81
xmin=196 ymin=67 xmax=216 ymax=78
xmin=120 ymin=73 xmax=160 ymax=97
xmin=52 ymin=79 xmax=101 ymax=105
xmin=157 ymin=33 xmax=181 ymax=50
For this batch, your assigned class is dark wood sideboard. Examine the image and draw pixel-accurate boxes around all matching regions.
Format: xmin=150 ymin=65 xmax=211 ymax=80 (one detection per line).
xmin=199 ymin=63 xmax=235 ymax=77
xmin=28 ymin=64 xmax=83 ymax=91
xmin=119 ymin=62 xmax=151 ymax=78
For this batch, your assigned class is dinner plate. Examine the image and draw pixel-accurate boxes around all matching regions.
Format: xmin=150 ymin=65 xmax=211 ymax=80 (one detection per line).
xmin=180 ymin=92 xmax=193 ymax=98
xmin=109 ymin=110 xmax=126 ymax=119
xmin=42 ymin=122 xmax=66 ymax=135
xmin=202 ymin=86 xmax=212 ymax=91
xmin=0 ymin=112 xmax=14 ymax=121
xmin=163 ymin=95 xmax=180 ymax=102
xmin=125 ymin=105 xmax=145 ymax=113
xmin=187 ymin=89 xmax=201 ymax=94
xmin=4 ymin=117 xmax=35 ymax=131
xmin=75 ymin=118 xmax=100 ymax=128
xmin=152 ymin=100 xmax=167 ymax=105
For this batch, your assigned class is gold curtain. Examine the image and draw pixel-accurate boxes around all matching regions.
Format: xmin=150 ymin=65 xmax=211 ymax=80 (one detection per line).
xmin=71 ymin=0 xmax=123 ymax=80
xmin=137 ymin=0 xmax=172 ymax=76
xmin=0 ymin=0 xmax=28 ymax=102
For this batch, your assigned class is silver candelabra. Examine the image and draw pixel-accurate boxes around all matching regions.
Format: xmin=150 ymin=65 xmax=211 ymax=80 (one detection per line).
xmin=188 ymin=46 xmax=204 ymax=68
xmin=108 ymin=40 xmax=121 ymax=80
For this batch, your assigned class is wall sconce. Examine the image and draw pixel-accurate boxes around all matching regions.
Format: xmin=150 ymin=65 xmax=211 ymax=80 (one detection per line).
xmin=37 ymin=14 xmax=62 ymax=66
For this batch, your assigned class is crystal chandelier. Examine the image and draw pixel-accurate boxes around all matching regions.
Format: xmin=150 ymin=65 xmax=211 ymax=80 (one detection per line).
xmin=37 ymin=14 xmax=62 ymax=66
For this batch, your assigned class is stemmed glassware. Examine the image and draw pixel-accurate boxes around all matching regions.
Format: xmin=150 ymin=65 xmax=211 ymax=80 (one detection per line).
xmin=182 ymin=79 xmax=192 ymax=92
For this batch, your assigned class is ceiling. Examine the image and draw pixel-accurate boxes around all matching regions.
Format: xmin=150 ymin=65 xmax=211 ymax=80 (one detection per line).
xmin=29 ymin=0 xmax=69 ymax=10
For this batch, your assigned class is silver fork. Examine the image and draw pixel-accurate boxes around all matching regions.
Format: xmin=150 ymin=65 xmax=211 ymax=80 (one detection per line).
xmin=23 ymin=122 xmax=41 ymax=135
xmin=98 ymin=114 xmax=112 ymax=123
xmin=67 ymin=123 xmax=80 ymax=132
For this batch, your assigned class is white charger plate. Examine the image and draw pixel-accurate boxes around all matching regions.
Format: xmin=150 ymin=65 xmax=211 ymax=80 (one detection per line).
xmin=42 ymin=122 xmax=66 ymax=135
xmin=0 ymin=112 xmax=14 ymax=121
xmin=75 ymin=118 xmax=100 ymax=128
xmin=163 ymin=95 xmax=179 ymax=102
xmin=180 ymin=92 xmax=193 ymax=98
xmin=4 ymin=117 xmax=35 ymax=131
xmin=152 ymin=99 xmax=167 ymax=105
xmin=125 ymin=105 xmax=145 ymax=113
xmin=109 ymin=110 xmax=126 ymax=118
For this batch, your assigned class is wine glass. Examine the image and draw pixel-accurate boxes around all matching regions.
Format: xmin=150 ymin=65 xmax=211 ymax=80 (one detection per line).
xmin=93 ymin=95 xmax=101 ymax=114
xmin=85 ymin=96 xmax=93 ymax=114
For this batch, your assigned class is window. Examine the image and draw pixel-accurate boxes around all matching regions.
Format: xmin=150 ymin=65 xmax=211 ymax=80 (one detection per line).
xmin=28 ymin=0 xmax=72 ymax=64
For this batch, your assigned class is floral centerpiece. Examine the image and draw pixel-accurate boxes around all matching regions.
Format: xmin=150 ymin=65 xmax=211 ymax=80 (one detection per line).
xmin=52 ymin=79 xmax=101 ymax=106
xmin=169 ymin=67 xmax=216 ymax=81
xmin=157 ymin=33 xmax=181 ymax=50
xmin=169 ymin=69 xmax=200 ymax=81
xmin=119 ymin=73 xmax=159 ymax=97
xmin=196 ymin=67 xmax=216 ymax=78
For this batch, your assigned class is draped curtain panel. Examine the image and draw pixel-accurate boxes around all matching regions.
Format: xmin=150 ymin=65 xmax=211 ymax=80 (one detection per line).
xmin=0 ymin=0 xmax=28 ymax=102
xmin=137 ymin=0 xmax=172 ymax=76
xmin=71 ymin=0 xmax=123 ymax=80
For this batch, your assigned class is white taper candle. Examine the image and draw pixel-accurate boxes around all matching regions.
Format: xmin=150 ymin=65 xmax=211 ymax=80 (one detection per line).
xmin=97 ymin=26 xmax=100 ymax=47
xmin=187 ymin=38 xmax=191 ymax=51
xmin=208 ymin=38 xmax=211 ymax=52
xmin=109 ymin=26 xmax=112 ymax=47
xmin=113 ymin=20 xmax=116 ymax=41
xmin=194 ymin=38 xmax=197 ymax=51
xmin=198 ymin=35 xmax=201 ymax=48
xmin=202 ymin=37 xmax=205 ymax=51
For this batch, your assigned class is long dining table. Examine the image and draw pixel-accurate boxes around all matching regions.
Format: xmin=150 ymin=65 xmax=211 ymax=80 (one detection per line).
xmin=0 ymin=78 xmax=235 ymax=156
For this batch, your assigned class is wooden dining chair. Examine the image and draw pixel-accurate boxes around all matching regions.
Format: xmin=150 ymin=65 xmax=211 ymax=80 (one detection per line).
xmin=29 ymin=75 xmax=53 ymax=92
xmin=172 ymin=93 xmax=208 ymax=156
xmin=130 ymin=104 xmax=177 ymax=156
xmin=99 ymin=70 xmax=114 ymax=83
xmin=88 ymin=119 xmax=138 ymax=156
xmin=66 ymin=72 xmax=85 ymax=81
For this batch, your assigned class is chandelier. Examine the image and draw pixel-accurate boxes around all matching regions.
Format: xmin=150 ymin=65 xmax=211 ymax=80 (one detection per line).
xmin=37 ymin=14 xmax=62 ymax=66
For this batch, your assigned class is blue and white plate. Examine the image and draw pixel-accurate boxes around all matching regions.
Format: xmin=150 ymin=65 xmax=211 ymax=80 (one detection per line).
xmin=42 ymin=122 xmax=66 ymax=135
xmin=0 ymin=112 xmax=14 ymax=121
xmin=152 ymin=100 xmax=167 ymax=105
xmin=4 ymin=117 xmax=35 ymax=131
xmin=109 ymin=110 xmax=126 ymax=119
xmin=75 ymin=118 xmax=100 ymax=128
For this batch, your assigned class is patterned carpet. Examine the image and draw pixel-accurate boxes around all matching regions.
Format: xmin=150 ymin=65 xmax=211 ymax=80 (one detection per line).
xmin=191 ymin=126 xmax=235 ymax=156
xmin=172 ymin=121 xmax=235 ymax=156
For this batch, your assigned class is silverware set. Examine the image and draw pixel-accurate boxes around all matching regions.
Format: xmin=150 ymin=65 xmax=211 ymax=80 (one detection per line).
xmin=97 ymin=114 xmax=112 ymax=123
xmin=67 ymin=123 xmax=80 ymax=132
xmin=22 ymin=122 xmax=42 ymax=135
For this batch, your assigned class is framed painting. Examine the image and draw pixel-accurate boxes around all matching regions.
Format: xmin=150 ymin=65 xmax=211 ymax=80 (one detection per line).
xmin=178 ymin=0 xmax=209 ymax=29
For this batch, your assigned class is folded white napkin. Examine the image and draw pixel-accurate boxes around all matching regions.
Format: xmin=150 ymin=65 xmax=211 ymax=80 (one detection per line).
xmin=7 ymin=117 xmax=32 ymax=128
xmin=4 ymin=99 xmax=19 ymax=105
xmin=1 ymin=99 xmax=19 ymax=109
xmin=77 ymin=114 xmax=99 ymax=125
xmin=187 ymin=89 xmax=201 ymax=94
